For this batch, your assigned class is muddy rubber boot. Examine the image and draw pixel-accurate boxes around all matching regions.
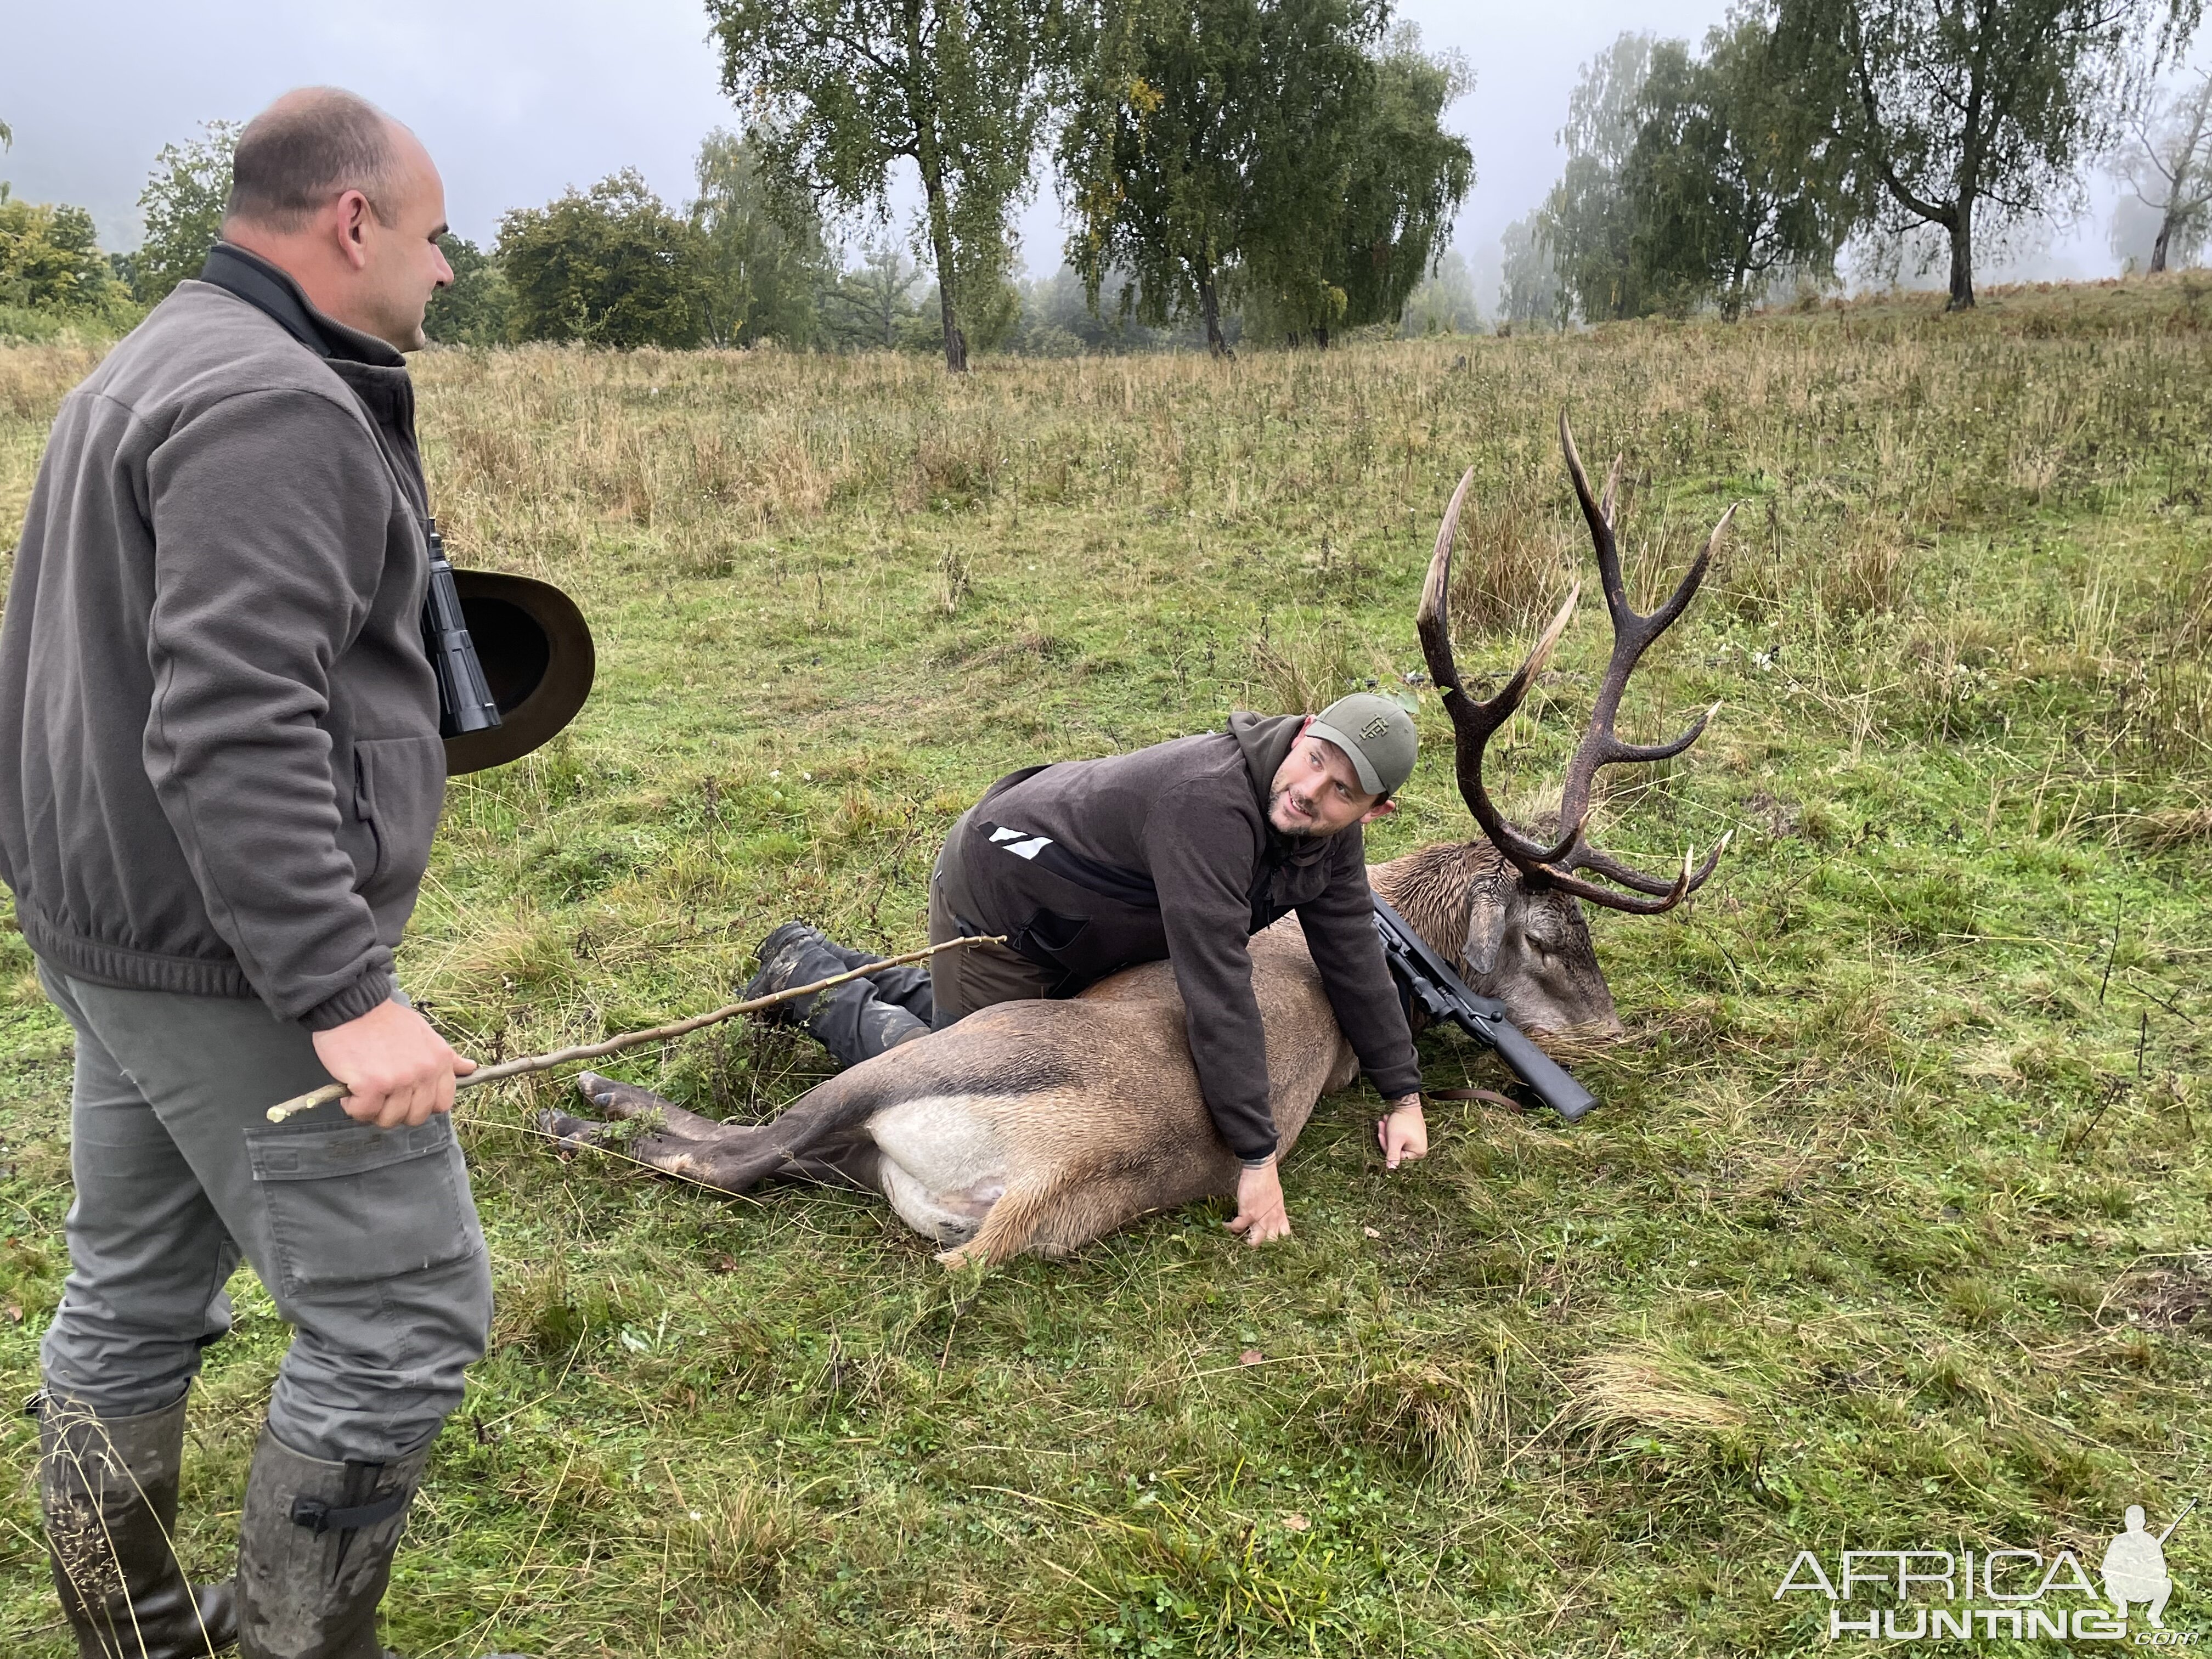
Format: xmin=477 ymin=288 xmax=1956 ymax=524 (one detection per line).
xmin=32 ymin=1387 xmax=238 ymax=1658
xmin=742 ymin=922 xmax=848 ymax=1023
xmin=233 ymin=1427 xmax=430 ymax=1659
xmin=743 ymin=923 xmax=928 ymax=1066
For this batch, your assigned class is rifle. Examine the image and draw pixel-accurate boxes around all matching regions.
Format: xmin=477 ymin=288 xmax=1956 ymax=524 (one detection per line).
xmin=1372 ymin=895 xmax=1598 ymax=1123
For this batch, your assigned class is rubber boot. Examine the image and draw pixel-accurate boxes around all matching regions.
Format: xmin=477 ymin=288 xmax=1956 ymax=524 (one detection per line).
xmin=233 ymin=1427 xmax=428 ymax=1659
xmin=32 ymin=1387 xmax=238 ymax=1658
xmin=744 ymin=923 xmax=930 ymax=1067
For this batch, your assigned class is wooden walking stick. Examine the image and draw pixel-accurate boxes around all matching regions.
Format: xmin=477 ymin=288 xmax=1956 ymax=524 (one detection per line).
xmin=264 ymin=935 xmax=1006 ymax=1123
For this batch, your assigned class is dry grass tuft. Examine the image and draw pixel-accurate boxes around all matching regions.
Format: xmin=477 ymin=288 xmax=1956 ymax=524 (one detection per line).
xmin=1340 ymin=1351 xmax=1509 ymax=1488
xmin=1562 ymin=1343 xmax=1748 ymax=1444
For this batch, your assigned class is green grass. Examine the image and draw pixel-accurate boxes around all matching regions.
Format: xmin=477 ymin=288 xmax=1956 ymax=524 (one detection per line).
xmin=2 ymin=278 xmax=2209 ymax=1655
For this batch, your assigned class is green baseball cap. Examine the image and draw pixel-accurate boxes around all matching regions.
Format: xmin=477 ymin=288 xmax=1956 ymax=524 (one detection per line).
xmin=1308 ymin=693 xmax=1419 ymax=798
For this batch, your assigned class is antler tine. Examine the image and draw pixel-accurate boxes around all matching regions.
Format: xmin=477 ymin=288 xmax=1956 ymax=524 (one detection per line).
xmin=1414 ymin=464 xmax=1588 ymax=874
xmin=1558 ymin=413 xmax=1626 ymax=621
xmin=1571 ymin=831 xmax=1733 ymax=902
xmin=1551 ymin=410 xmax=1743 ymax=904
xmin=1535 ymin=832 xmax=1733 ymax=916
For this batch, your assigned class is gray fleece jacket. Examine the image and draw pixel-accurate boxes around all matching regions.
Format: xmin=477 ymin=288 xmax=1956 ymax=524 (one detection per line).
xmin=0 ymin=247 xmax=444 ymax=1030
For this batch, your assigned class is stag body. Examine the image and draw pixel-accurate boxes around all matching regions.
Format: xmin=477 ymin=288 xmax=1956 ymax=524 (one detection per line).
xmin=549 ymin=852 xmax=1585 ymax=1262
xmin=546 ymin=417 xmax=1730 ymax=1262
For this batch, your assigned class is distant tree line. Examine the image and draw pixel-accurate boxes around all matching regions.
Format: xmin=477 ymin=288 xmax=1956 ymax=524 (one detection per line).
xmin=1502 ymin=0 xmax=2205 ymax=324
xmin=4 ymin=0 xmax=1475 ymax=359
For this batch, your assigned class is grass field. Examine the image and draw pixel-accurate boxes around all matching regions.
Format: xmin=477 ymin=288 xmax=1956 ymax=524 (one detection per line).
xmin=2 ymin=276 xmax=2209 ymax=1656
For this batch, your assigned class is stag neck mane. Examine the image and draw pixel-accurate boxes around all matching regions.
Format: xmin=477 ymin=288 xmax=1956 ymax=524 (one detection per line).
xmin=1368 ymin=840 xmax=1510 ymax=973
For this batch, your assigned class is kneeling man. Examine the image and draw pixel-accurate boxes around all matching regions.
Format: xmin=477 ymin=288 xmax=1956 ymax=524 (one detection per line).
xmin=747 ymin=695 xmax=1429 ymax=1243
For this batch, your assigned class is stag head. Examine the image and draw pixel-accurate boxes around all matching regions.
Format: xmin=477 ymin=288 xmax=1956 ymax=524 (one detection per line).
xmin=1391 ymin=415 xmax=1734 ymax=1039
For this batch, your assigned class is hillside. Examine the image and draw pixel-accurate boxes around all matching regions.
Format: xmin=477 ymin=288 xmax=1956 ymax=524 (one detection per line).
xmin=2 ymin=276 xmax=2207 ymax=1655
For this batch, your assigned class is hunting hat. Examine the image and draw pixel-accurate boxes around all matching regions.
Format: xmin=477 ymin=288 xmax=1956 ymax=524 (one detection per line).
xmin=442 ymin=571 xmax=596 ymax=775
xmin=1307 ymin=693 xmax=1418 ymax=798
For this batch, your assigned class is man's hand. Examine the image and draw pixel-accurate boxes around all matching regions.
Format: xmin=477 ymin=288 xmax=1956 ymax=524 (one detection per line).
xmin=1226 ymin=1157 xmax=1293 ymax=1247
xmin=311 ymin=999 xmax=475 ymax=1128
xmin=1377 ymin=1094 xmax=1427 ymax=1169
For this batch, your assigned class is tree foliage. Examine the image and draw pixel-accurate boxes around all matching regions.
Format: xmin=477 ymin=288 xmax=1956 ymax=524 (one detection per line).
xmin=0 ymin=187 xmax=129 ymax=317
xmin=423 ymin=234 xmax=515 ymax=347
xmin=1058 ymin=0 xmax=1271 ymax=356
xmin=134 ymin=120 xmax=238 ymax=306
xmin=1062 ymin=0 xmax=1461 ymax=354
xmin=1617 ymin=17 xmax=1857 ymax=319
xmin=497 ymin=171 xmax=709 ymax=349
xmin=1538 ymin=33 xmax=1657 ymax=322
xmin=692 ymin=128 xmax=833 ymax=348
xmin=1248 ymin=21 xmax=1473 ymax=343
xmin=1497 ymin=210 xmax=1561 ymax=328
xmin=705 ymin=0 xmax=1055 ymax=371
xmin=1775 ymin=0 xmax=2201 ymax=308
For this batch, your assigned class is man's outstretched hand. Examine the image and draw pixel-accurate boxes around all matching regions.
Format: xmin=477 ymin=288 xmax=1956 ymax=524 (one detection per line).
xmin=1227 ymin=1156 xmax=1292 ymax=1247
xmin=311 ymin=999 xmax=475 ymax=1128
xmin=1378 ymin=1095 xmax=1427 ymax=1169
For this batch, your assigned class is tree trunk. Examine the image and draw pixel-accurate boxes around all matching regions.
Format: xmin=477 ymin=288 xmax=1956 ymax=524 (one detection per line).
xmin=1314 ymin=323 xmax=1329 ymax=349
xmin=1199 ymin=264 xmax=1230 ymax=358
xmin=2153 ymin=212 xmax=2175 ymax=274
xmin=1946 ymin=200 xmax=1974 ymax=311
xmin=922 ymin=176 xmax=968 ymax=373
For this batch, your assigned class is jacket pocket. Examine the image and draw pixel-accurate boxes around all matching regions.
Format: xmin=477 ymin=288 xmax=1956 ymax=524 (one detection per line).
xmin=350 ymin=733 xmax=446 ymax=899
xmin=245 ymin=1114 xmax=479 ymax=1296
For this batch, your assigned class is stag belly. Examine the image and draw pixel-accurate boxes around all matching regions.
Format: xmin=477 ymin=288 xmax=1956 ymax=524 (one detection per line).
xmin=868 ymin=1093 xmax=1011 ymax=1244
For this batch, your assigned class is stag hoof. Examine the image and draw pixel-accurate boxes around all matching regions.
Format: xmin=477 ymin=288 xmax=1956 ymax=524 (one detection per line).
xmin=537 ymin=1107 xmax=609 ymax=1152
xmin=575 ymin=1070 xmax=678 ymax=1119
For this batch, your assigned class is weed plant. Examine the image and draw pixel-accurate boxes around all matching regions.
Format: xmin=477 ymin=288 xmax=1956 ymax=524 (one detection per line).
xmin=1 ymin=276 xmax=2208 ymax=1655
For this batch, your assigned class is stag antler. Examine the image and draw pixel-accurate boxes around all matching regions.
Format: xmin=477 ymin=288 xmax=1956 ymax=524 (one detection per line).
xmin=1415 ymin=417 xmax=1735 ymax=915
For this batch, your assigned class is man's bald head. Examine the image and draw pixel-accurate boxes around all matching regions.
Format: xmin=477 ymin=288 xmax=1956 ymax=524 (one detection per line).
xmin=219 ymin=87 xmax=451 ymax=352
xmin=225 ymin=88 xmax=410 ymax=234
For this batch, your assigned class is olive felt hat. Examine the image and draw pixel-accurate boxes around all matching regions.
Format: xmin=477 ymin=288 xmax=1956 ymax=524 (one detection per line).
xmin=441 ymin=571 xmax=596 ymax=775
xmin=1307 ymin=693 xmax=1419 ymax=798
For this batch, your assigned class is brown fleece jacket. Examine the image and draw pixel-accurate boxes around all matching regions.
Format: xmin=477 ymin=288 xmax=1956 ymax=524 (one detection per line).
xmin=949 ymin=713 xmax=1421 ymax=1163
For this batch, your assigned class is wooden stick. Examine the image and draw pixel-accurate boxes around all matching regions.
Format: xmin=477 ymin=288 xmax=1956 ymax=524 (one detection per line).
xmin=264 ymin=935 xmax=1006 ymax=1123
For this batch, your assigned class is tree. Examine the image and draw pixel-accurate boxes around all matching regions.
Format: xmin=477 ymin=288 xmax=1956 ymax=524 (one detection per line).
xmin=1497 ymin=211 xmax=1561 ymax=328
xmin=422 ymin=234 xmax=514 ymax=346
xmin=819 ymin=236 xmax=926 ymax=348
xmin=1059 ymin=0 xmax=1266 ymax=356
xmin=1538 ymin=33 xmax=1656 ymax=322
xmin=134 ymin=120 xmax=239 ymax=306
xmin=691 ymin=128 xmax=832 ymax=347
xmin=1618 ymin=16 xmax=1858 ymax=319
xmin=2118 ymin=65 xmax=2212 ymax=269
xmin=0 ymin=188 xmax=129 ymax=315
xmin=1397 ymin=249 xmax=1480 ymax=335
xmin=1775 ymin=0 xmax=2200 ymax=309
xmin=498 ymin=171 xmax=710 ymax=349
xmin=1248 ymin=20 xmax=1474 ymax=345
xmin=705 ymin=0 xmax=1053 ymax=373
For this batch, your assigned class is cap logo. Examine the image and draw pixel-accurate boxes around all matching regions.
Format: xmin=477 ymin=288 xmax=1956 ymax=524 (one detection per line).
xmin=1359 ymin=716 xmax=1389 ymax=740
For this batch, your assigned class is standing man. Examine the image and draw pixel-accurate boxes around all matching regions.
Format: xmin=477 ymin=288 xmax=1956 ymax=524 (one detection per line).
xmin=0 ymin=90 xmax=512 ymax=1659
xmin=743 ymin=697 xmax=1431 ymax=1244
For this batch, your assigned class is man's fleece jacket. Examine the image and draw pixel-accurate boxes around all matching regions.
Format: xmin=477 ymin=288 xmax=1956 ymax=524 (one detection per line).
xmin=0 ymin=245 xmax=443 ymax=1030
xmin=949 ymin=712 xmax=1422 ymax=1163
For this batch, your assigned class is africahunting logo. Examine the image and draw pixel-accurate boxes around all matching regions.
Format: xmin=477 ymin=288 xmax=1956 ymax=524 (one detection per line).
xmin=1775 ymin=1503 xmax=2196 ymax=1643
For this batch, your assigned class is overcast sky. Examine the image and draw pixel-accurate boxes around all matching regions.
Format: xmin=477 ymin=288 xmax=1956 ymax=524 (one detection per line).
xmin=1 ymin=0 xmax=2124 ymax=300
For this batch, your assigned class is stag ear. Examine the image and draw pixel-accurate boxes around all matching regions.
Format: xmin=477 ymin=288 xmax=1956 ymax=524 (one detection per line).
xmin=1462 ymin=884 xmax=1509 ymax=980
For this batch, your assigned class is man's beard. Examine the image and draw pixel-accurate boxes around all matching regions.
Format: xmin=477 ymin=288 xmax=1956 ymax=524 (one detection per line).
xmin=1268 ymin=788 xmax=1318 ymax=839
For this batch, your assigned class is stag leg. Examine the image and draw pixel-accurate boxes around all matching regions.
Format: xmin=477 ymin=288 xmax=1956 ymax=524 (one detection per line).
xmin=540 ymin=1073 xmax=886 ymax=1194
